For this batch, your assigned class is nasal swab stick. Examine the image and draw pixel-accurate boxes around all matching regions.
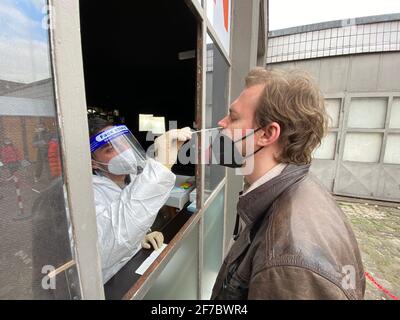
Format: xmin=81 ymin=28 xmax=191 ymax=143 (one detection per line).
xmin=191 ymin=127 xmax=222 ymax=133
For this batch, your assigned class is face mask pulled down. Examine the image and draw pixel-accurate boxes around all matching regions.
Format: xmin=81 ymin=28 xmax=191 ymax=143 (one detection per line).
xmin=207 ymin=128 xmax=263 ymax=174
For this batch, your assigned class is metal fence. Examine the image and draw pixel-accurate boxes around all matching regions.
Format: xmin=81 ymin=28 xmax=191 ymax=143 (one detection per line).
xmin=267 ymin=16 xmax=400 ymax=63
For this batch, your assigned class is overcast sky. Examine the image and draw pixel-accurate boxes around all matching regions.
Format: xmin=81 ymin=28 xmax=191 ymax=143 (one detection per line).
xmin=0 ymin=0 xmax=49 ymax=83
xmin=269 ymin=0 xmax=400 ymax=30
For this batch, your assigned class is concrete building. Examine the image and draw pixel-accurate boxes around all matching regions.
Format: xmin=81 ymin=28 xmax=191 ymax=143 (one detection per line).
xmin=267 ymin=13 xmax=400 ymax=202
xmin=0 ymin=79 xmax=55 ymax=162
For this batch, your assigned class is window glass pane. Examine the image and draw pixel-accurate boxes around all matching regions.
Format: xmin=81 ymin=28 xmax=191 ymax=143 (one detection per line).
xmin=343 ymin=133 xmax=382 ymax=163
xmin=318 ymin=38 xmax=324 ymax=51
xmin=272 ymin=44 xmax=278 ymax=57
xmin=313 ymin=132 xmax=337 ymax=160
xmin=384 ymin=134 xmax=400 ymax=164
xmin=325 ymin=99 xmax=341 ymax=128
xmin=390 ymin=32 xmax=397 ymax=50
xmin=343 ymin=38 xmax=350 ymax=54
xmin=283 ymin=36 xmax=289 ymax=44
xmin=312 ymin=39 xmax=318 ymax=51
xmin=330 ymin=37 xmax=337 ymax=49
xmin=305 ymin=40 xmax=312 ymax=52
xmin=294 ymin=42 xmax=300 ymax=55
xmin=350 ymin=35 xmax=357 ymax=47
xmin=377 ymin=32 xmax=384 ymax=49
xmin=204 ymin=35 xmax=227 ymax=201
xmin=348 ymin=98 xmax=387 ymax=129
xmin=202 ymin=186 xmax=224 ymax=299
xmin=324 ymin=37 xmax=330 ymax=51
xmin=282 ymin=44 xmax=289 ymax=54
xmin=206 ymin=0 xmax=231 ymax=54
xmin=389 ymin=98 xmax=400 ymax=128
xmin=0 ymin=0 xmax=80 ymax=299
xmin=299 ymin=42 xmax=306 ymax=55
xmin=143 ymin=223 xmax=199 ymax=299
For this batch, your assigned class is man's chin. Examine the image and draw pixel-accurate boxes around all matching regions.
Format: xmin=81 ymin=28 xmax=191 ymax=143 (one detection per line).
xmin=235 ymin=159 xmax=255 ymax=176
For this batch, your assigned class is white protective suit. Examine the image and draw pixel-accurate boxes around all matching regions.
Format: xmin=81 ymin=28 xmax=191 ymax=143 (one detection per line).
xmin=93 ymin=158 xmax=175 ymax=283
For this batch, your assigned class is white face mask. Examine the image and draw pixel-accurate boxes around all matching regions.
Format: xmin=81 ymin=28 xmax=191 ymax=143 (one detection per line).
xmin=94 ymin=148 xmax=139 ymax=175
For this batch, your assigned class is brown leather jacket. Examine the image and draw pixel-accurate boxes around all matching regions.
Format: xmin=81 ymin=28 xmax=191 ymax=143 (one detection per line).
xmin=212 ymin=164 xmax=365 ymax=300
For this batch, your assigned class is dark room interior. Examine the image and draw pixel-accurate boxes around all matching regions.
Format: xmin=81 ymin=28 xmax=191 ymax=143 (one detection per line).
xmin=79 ymin=0 xmax=198 ymax=175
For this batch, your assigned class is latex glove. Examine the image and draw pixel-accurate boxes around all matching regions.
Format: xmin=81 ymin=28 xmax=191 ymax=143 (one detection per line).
xmin=141 ymin=231 xmax=164 ymax=250
xmin=154 ymin=127 xmax=192 ymax=170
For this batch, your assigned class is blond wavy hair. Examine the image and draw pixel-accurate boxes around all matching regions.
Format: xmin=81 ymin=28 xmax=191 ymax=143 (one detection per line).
xmin=246 ymin=67 xmax=328 ymax=165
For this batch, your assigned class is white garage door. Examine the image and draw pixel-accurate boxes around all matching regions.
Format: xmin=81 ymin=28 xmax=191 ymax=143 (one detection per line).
xmin=311 ymin=95 xmax=400 ymax=202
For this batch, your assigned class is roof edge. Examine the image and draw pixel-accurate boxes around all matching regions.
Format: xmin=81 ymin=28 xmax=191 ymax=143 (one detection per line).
xmin=268 ymin=13 xmax=400 ymax=37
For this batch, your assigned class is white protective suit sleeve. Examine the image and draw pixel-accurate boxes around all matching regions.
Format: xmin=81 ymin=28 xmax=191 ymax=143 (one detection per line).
xmin=94 ymin=158 xmax=175 ymax=283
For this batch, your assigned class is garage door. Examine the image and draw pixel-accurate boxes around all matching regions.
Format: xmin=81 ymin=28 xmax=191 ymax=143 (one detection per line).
xmin=311 ymin=94 xmax=400 ymax=202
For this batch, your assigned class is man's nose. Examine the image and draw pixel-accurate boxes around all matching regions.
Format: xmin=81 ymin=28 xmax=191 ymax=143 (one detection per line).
xmin=218 ymin=116 xmax=228 ymax=128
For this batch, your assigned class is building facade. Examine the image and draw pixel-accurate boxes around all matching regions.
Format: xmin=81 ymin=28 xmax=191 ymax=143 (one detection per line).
xmin=267 ymin=14 xmax=400 ymax=202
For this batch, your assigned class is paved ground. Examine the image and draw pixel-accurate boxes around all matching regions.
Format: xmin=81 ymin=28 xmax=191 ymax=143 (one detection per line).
xmin=339 ymin=201 xmax=400 ymax=300
xmin=0 ymin=162 xmax=59 ymax=299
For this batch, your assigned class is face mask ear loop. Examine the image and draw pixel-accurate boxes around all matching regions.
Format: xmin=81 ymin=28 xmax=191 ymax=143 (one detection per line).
xmin=92 ymin=159 xmax=110 ymax=174
xmin=233 ymin=127 xmax=263 ymax=144
xmin=236 ymin=127 xmax=264 ymax=160
xmin=243 ymin=145 xmax=264 ymax=160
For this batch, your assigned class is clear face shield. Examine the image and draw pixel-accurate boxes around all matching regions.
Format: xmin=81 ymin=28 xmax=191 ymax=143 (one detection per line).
xmin=90 ymin=125 xmax=147 ymax=176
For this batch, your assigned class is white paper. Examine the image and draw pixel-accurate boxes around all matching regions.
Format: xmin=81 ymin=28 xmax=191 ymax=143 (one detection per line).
xmin=139 ymin=114 xmax=154 ymax=131
xmin=135 ymin=243 xmax=167 ymax=275
xmin=151 ymin=117 xmax=166 ymax=134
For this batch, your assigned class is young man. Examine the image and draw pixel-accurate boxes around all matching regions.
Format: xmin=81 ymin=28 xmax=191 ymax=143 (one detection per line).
xmin=211 ymin=68 xmax=365 ymax=300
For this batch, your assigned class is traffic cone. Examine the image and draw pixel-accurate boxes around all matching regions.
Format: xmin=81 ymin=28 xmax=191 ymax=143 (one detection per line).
xmin=12 ymin=175 xmax=31 ymax=221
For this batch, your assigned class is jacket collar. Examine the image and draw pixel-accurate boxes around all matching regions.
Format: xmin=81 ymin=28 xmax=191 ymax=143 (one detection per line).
xmin=237 ymin=164 xmax=310 ymax=227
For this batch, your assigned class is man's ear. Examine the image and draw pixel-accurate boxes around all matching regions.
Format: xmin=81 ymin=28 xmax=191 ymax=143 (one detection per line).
xmin=256 ymin=122 xmax=280 ymax=147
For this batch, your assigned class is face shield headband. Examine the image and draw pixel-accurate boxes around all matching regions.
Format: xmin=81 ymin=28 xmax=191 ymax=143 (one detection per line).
xmin=90 ymin=125 xmax=130 ymax=153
